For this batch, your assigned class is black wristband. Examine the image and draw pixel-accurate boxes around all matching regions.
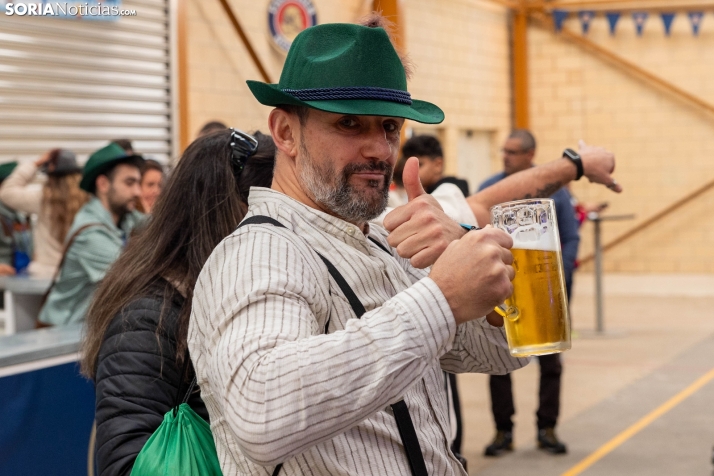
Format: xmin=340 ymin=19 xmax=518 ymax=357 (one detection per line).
xmin=563 ymin=148 xmax=583 ymax=180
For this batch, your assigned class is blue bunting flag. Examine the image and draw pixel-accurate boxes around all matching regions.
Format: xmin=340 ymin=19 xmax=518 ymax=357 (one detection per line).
xmin=632 ymin=11 xmax=649 ymax=36
xmin=661 ymin=12 xmax=675 ymax=36
xmin=553 ymin=10 xmax=569 ymax=32
xmin=688 ymin=11 xmax=704 ymax=36
xmin=578 ymin=10 xmax=595 ymax=34
xmin=606 ymin=12 xmax=621 ymax=35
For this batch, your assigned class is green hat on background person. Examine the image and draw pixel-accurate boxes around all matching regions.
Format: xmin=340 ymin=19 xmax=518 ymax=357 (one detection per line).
xmin=247 ymin=23 xmax=444 ymax=124
xmin=0 ymin=162 xmax=18 ymax=182
xmin=80 ymin=143 xmax=144 ymax=193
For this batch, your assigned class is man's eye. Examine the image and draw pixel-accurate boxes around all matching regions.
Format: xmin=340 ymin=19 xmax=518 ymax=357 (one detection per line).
xmin=340 ymin=118 xmax=358 ymax=128
xmin=384 ymin=122 xmax=398 ymax=133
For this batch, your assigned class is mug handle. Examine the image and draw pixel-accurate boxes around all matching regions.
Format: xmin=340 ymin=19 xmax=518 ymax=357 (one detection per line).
xmin=494 ymin=304 xmax=519 ymax=321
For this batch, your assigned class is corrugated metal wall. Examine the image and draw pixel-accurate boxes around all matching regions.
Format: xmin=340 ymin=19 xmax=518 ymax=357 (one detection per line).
xmin=0 ymin=0 xmax=173 ymax=164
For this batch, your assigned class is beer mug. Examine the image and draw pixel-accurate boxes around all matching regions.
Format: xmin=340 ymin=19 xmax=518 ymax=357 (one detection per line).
xmin=491 ymin=199 xmax=571 ymax=357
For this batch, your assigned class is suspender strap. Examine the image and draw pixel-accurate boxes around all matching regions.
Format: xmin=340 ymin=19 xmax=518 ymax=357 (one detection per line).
xmin=314 ymin=253 xmax=366 ymax=317
xmin=238 ymin=215 xmax=286 ymax=228
xmin=391 ymin=400 xmax=429 ymax=476
xmin=368 ymin=236 xmax=392 ymax=256
xmin=237 ymin=215 xmax=428 ymax=476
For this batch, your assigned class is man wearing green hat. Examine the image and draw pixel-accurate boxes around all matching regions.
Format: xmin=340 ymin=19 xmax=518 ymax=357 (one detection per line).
xmin=190 ymin=18 xmax=620 ymax=475
xmin=38 ymin=143 xmax=144 ymax=326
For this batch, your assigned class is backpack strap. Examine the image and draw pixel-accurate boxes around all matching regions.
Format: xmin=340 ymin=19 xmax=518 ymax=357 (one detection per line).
xmin=238 ymin=215 xmax=428 ymax=476
xmin=40 ymin=222 xmax=109 ymax=310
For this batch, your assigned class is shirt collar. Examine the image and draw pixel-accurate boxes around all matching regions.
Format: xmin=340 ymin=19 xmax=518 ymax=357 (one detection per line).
xmin=247 ymin=187 xmax=376 ymax=253
xmin=85 ymin=197 xmax=120 ymax=231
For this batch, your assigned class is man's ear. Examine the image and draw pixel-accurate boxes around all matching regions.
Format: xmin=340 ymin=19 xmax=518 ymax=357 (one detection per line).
xmin=526 ymin=149 xmax=536 ymax=163
xmin=268 ymin=108 xmax=298 ymax=159
xmin=95 ymin=174 xmax=110 ymax=195
xmin=435 ymin=156 xmax=444 ymax=170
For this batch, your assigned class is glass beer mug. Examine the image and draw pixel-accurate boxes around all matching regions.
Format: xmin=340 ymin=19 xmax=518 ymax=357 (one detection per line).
xmin=491 ymin=199 xmax=571 ymax=357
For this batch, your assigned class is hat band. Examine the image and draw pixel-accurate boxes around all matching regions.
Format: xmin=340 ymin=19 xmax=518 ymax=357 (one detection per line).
xmin=281 ymin=86 xmax=412 ymax=105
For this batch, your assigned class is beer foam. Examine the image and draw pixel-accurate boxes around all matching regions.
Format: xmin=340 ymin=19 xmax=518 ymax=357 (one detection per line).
xmin=511 ymin=224 xmax=560 ymax=251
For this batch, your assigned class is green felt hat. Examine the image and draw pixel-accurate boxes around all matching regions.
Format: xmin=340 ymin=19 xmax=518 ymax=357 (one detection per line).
xmin=0 ymin=162 xmax=18 ymax=182
xmin=247 ymin=23 xmax=444 ymax=124
xmin=80 ymin=143 xmax=144 ymax=193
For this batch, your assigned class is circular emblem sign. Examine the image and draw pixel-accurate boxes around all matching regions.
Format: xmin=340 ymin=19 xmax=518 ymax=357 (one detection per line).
xmin=268 ymin=0 xmax=318 ymax=53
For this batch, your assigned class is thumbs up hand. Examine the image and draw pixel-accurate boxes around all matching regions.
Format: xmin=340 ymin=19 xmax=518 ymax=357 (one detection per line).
xmin=402 ymin=154 xmax=427 ymax=201
xmin=382 ymin=157 xmax=468 ymax=269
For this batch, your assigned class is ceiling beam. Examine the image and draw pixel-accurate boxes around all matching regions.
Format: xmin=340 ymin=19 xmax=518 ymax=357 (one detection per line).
xmin=216 ymin=0 xmax=272 ymax=84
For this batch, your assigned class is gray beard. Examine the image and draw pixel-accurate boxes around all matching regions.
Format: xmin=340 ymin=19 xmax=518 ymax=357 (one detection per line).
xmin=298 ymin=140 xmax=392 ymax=223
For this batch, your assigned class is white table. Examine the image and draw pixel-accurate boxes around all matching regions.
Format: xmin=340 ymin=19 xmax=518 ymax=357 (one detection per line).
xmin=0 ymin=276 xmax=52 ymax=335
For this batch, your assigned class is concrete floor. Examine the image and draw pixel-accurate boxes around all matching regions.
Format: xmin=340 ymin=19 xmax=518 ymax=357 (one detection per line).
xmin=457 ymin=273 xmax=714 ymax=475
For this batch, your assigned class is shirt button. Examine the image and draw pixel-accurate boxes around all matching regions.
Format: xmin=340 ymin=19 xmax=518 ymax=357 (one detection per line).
xmin=346 ymin=227 xmax=355 ymax=235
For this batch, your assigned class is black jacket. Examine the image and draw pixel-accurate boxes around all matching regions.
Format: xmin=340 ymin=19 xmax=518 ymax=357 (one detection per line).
xmin=94 ymin=281 xmax=208 ymax=476
xmin=425 ymin=176 xmax=471 ymax=197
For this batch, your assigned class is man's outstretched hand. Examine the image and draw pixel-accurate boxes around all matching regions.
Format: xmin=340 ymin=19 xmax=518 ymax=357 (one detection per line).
xmin=579 ymin=140 xmax=623 ymax=193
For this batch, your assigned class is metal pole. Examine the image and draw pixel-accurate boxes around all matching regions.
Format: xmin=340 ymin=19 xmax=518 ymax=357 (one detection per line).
xmin=592 ymin=214 xmax=604 ymax=333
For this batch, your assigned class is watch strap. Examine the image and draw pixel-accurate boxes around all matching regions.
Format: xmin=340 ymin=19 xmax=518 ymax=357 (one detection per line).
xmin=563 ymin=148 xmax=584 ymax=181
xmin=459 ymin=223 xmax=479 ymax=232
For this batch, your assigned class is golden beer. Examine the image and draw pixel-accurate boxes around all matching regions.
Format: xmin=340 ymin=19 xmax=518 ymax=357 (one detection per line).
xmin=503 ymin=248 xmax=570 ymax=357
xmin=491 ymin=198 xmax=571 ymax=357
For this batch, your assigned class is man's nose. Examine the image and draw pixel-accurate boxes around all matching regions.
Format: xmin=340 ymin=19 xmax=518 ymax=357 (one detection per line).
xmin=364 ymin=128 xmax=394 ymax=160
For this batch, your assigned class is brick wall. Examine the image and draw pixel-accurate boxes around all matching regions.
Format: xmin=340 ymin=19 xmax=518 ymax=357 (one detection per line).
xmin=403 ymin=0 xmax=511 ymax=177
xmin=528 ymin=15 xmax=714 ymax=273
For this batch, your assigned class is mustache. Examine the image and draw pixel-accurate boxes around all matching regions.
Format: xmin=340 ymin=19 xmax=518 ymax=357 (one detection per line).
xmin=343 ymin=161 xmax=393 ymax=176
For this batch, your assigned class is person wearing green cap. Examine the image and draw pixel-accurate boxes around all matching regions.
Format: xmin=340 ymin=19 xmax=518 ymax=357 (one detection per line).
xmin=38 ymin=143 xmax=144 ymax=326
xmin=0 ymin=161 xmax=31 ymax=276
xmin=189 ymin=16 xmax=621 ymax=476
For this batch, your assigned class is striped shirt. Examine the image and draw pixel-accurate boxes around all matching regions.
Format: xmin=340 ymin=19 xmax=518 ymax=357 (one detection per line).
xmin=188 ymin=188 xmax=529 ymax=475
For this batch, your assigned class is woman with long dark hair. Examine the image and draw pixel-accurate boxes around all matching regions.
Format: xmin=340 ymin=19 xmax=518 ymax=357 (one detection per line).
xmin=81 ymin=129 xmax=275 ymax=476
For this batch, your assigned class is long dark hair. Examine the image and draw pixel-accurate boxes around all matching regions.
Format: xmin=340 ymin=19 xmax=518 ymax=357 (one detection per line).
xmin=81 ymin=129 xmax=275 ymax=379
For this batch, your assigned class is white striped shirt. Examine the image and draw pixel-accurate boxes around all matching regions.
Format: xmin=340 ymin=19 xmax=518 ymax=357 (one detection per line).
xmin=188 ymin=188 xmax=529 ymax=475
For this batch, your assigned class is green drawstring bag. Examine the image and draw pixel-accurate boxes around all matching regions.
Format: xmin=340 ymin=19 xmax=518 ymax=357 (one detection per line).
xmin=131 ymin=378 xmax=222 ymax=476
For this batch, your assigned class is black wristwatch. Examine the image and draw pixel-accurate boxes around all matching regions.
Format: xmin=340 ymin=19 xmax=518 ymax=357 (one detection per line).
xmin=562 ymin=148 xmax=583 ymax=181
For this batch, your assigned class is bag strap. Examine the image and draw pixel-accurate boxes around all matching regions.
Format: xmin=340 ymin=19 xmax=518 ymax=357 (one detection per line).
xmin=238 ymin=215 xmax=428 ymax=476
xmin=172 ymin=347 xmax=199 ymax=416
xmin=0 ymin=215 xmax=13 ymax=241
xmin=40 ymin=222 xmax=108 ymax=309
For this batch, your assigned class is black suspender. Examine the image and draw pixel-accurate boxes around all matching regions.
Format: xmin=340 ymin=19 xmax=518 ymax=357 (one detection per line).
xmin=238 ymin=216 xmax=428 ymax=476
